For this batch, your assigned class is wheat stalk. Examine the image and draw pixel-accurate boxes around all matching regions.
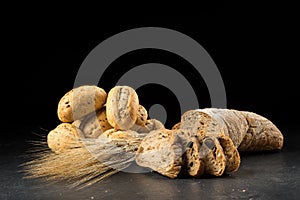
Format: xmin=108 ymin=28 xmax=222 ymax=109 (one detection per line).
xmin=20 ymin=135 xmax=145 ymax=189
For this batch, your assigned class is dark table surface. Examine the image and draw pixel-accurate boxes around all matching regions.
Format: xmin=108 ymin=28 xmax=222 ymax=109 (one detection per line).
xmin=1 ymin=126 xmax=299 ymax=200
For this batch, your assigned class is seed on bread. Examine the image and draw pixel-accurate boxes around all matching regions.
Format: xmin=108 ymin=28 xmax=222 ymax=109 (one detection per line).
xmin=57 ymin=85 xmax=107 ymax=122
xmin=238 ymin=111 xmax=284 ymax=151
xmin=180 ymin=108 xmax=283 ymax=151
xmin=135 ymin=105 xmax=148 ymax=126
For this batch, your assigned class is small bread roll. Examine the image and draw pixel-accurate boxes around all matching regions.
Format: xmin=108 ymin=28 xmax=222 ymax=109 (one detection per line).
xmin=47 ymin=123 xmax=84 ymax=153
xmin=57 ymin=85 xmax=107 ymax=122
xmin=106 ymin=86 xmax=139 ymax=130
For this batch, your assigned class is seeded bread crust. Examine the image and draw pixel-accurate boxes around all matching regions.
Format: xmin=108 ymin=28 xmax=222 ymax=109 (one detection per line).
xmin=202 ymin=109 xmax=284 ymax=151
xmin=47 ymin=123 xmax=84 ymax=153
xmin=106 ymin=86 xmax=139 ymax=130
xmin=57 ymin=85 xmax=107 ymax=122
xmin=180 ymin=108 xmax=283 ymax=151
xmin=171 ymin=122 xmax=181 ymax=130
xmin=136 ymin=129 xmax=182 ymax=178
xmin=135 ymin=105 xmax=148 ymax=126
xmin=238 ymin=111 xmax=284 ymax=151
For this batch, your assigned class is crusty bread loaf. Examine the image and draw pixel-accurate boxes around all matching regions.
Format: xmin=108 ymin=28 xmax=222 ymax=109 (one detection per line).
xmin=201 ymin=136 xmax=226 ymax=176
xmin=79 ymin=107 xmax=113 ymax=138
xmin=57 ymin=85 xmax=107 ymax=122
xmin=202 ymin=109 xmax=283 ymax=151
xmin=106 ymin=86 xmax=139 ymax=130
xmin=47 ymin=123 xmax=84 ymax=153
xmin=180 ymin=108 xmax=283 ymax=151
xmin=238 ymin=111 xmax=284 ymax=151
xmin=136 ymin=129 xmax=182 ymax=178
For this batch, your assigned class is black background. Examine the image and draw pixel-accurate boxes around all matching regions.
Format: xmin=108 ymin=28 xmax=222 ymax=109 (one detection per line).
xmin=1 ymin=10 xmax=299 ymax=145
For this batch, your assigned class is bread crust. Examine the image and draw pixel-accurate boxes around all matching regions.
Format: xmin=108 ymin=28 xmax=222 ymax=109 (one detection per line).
xmin=135 ymin=105 xmax=148 ymax=126
xmin=47 ymin=123 xmax=84 ymax=153
xmin=106 ymin=86 xmax=139 ymax=130
xmin=57 ymin=85 xmax=107 ymax=122
xmin=238 ymin=111 xmax=284 ymax=151
xmin=180 ymin=108 xmax=283 ymax=151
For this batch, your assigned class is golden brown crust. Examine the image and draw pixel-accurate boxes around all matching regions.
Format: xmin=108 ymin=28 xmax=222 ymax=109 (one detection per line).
xmin=171 ymin=122 xmax=181 ymax=130
xmin=238 ymin=111 xmax=284 ymax=151
xmin=135 ymin=105 xmax=148 ymax=126
xmin=106 ymin=86 xmax=139 ymax=130
xmin=57 ymin=85 xmax=107 ymax=122
xmin=182 ymin=108 xmax=283 ymax=152
xmin=47 ymin=123 xmax=84 ymax=153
